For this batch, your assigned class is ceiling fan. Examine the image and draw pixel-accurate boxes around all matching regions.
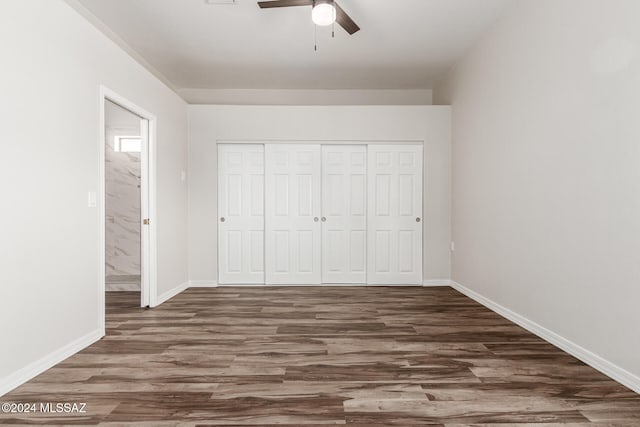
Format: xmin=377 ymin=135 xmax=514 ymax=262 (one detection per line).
xmin=257 ymin=0 xmax=360 ymax=35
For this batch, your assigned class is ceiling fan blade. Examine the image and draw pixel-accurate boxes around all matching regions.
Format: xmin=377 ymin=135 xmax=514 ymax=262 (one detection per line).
xmin=335 ymin=2 xmax=360 ymax=35
xmin=258 ymin=0 xmax=313 ymax=8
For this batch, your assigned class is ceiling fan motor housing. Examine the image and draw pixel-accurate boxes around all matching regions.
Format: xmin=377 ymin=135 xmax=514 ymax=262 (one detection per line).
xmin=257 ymin=0 xmax=360 ymax=35
xmin=312 ymin=0 xmax=336 ymax=26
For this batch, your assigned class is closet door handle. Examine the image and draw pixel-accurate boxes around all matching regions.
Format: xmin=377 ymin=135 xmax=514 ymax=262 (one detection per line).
xmin=314 ymin=217 xmax=319 ymax=222
xmin=220 ymin=217 xmax=226 ymax=223
xmin=321 ymin=217 xmax=327 ymax=222
xmin=416 ymin=217 xmax=421 ymax=223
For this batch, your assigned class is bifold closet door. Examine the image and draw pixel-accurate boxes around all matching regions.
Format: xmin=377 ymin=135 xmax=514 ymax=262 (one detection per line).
xmin=265 ymin=144 xmax=322 ymax=285
xmin=367 ymin=145 xmax=423 ymax=285
xmin=322 ymin=145 xmax=367 ymax=283
xmin=218 ymin=144 xmax=265 ymax=284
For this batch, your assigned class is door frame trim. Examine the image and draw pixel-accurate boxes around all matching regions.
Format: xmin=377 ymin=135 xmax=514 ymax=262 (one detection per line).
xmin=99 ymin=86 xmax=158 ymax=327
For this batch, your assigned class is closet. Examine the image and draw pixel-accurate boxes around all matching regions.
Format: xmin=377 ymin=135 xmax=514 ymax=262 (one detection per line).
xmin=218 ymin=143 xmax=423 ymax=285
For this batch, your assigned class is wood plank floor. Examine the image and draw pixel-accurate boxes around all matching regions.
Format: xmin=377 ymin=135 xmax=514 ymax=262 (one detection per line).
xmin=1 ymin=287 xmax=639 ymax=425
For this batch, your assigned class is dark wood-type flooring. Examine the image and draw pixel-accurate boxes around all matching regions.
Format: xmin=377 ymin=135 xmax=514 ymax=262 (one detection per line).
xmin=2 ymin=287 xmax=639 ymax=425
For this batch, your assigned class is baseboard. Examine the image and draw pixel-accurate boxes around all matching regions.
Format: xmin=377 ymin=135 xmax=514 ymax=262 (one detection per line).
xmin=188 ymin=280 xmax=218 ymax=288
xmin=155 ymin=281 xmax=190 ymax=306
xmin=0 ymin=328 xmax=103 ymax=397
xmin=239 ymin=284 xmax=424 ymax=287
xmin=366 ymin=283 xmax=424 ymax=287
xmin=423 ymin=279 xmax=452 ymax=287
xmin=450 ymin=281 xmax=640 ymax=395
xmin=192 ymin=281 xmax=434 ymax=287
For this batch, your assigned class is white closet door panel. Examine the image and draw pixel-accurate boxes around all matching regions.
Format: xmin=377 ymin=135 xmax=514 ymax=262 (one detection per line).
xmin=218 ymin=144 xmax=265 ymax=284
xmin=265 ymin=144 xmax=321 ymax=284
xmin=367 ymin=145 xmax=423 ymax=284
xmin=321 ymin=145 xmax=367 ymax=283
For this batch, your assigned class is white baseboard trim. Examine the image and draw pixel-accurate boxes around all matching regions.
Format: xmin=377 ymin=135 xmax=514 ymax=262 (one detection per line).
xmin=195 ymin=282 xmax=431 ymax=287
xmin=155 ymin=281 xmax=190 ymax=306
xmin=366 ymin=283 xmax=424 ymax=287
xmin=188 ymin=280 xmax=218 ymax=288
xmin=423 ymin=279 xmax=452 ymax=287
xmin=0 ymin=328 xmax=103 ymax=397
xmin=450 ymin=280 xmax=640 ymax=395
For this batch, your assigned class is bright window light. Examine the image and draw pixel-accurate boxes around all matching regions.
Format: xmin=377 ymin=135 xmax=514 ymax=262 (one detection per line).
xmin=114 ymin=136 xmax=142 ymax=153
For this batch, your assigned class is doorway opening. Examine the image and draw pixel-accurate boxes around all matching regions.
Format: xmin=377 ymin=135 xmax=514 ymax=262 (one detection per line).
xmin=105 ymin=100 xmax=143 ymax=295
xmin=99 ymin=87 xmax=156 ymax=320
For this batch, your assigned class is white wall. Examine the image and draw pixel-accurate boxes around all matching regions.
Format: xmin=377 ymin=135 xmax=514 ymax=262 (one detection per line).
xmin=0 ymin=0 xmax=188 ymax=395
xmin=188 ymin=105 xmax=451 ymax=284
xmin=435 ymin=0 xmax=640 ymax=389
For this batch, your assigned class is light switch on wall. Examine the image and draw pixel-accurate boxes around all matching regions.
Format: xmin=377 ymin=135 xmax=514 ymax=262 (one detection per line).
xmin=88 ymin=191 xmax=97 ymax=208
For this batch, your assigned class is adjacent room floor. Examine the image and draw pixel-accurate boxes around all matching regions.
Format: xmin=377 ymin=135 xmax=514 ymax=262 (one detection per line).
xmin=105 ymin=275 xmax=141 ymax=292
xmin=2 ymin=287 xmax=639 ymax=425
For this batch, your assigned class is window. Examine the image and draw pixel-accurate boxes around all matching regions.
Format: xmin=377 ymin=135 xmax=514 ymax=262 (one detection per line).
xmin=114 ymin=136 xmax=142 ymax=153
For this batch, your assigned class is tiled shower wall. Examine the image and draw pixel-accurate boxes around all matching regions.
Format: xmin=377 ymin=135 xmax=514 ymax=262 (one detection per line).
xmin=105 ymin=126 xmax=141 ymax=286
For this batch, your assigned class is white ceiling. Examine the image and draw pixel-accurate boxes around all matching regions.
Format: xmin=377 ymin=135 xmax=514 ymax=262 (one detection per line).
xmin=76 ymin=0 xmax=510 ymax=91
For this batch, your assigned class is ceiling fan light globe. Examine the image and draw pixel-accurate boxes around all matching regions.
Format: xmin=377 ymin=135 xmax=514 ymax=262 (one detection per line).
xmin=312 ymin=3 xmax=336 ymax=26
